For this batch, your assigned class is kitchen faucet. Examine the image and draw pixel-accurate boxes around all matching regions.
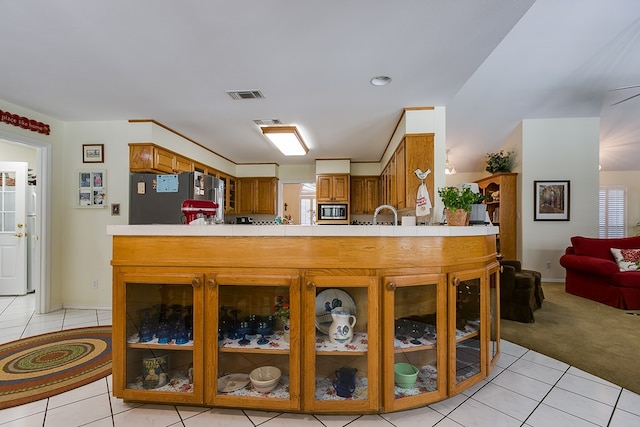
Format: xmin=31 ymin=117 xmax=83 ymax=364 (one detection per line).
xmin=372 ymin=204 xmax=398 ymax=225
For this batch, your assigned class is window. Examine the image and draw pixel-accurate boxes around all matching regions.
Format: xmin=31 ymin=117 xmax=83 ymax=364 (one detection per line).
xmin=299 ymin=183 xmax=316 ymax=226
xmin=599 ymin=186 xmax=626 ymax=238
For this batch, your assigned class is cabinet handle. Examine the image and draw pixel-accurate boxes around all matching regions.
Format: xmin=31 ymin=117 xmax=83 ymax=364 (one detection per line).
xmin=208 ymin=278 xmax=216 ymax=289
xmin=192 ymin=277 xmax=201 ymax=288
xmin=306 ymin=281 xmax=315 ymax=289
xmin=387 ymin=281 xmax=397 ymax=291
xmin=453 ymin=277 xmax=460 ymax=287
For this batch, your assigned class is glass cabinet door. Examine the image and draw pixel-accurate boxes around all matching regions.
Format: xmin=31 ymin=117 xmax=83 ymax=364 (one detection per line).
xmin=207 ymin=272 xmax=301 ymax=411
xmin=303 ymin=274 xmax=379 ymax=413
xmin=383 ymin=273 xmax=447 ymax=411
xmin=113 ymin=272 xmax=204 ymax=404
xmin=487 ymin=262 xmax=500 ymax=369
xmin=449 ymin=269 xmax=487 ymax=395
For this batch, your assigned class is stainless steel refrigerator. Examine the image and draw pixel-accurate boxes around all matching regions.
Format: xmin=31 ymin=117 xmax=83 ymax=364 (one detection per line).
xmin=129 ymin=171 xmax=224 ymax=224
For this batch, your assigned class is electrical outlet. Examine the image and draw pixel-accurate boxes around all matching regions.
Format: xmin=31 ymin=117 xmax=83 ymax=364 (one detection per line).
xmin=545 ymin=261 xmax=551 ymax=269
xmin=92 ymin=280 xmax=99 ymax=288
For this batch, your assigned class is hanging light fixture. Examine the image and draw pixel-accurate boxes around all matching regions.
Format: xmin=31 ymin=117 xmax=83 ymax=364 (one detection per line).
xmin=261 ymin=125 xmax=309 ymax=156
xmin=445 ymin=149 xmax=457 ymax=175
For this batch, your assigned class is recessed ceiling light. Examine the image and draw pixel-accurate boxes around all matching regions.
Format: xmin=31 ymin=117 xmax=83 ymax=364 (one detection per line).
xmin=370 ymin=76 xmax=392 ymax=86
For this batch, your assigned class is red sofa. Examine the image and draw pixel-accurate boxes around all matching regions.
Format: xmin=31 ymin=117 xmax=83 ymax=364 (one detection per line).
xmin=559 ymin=235 xmax=640 ymax=309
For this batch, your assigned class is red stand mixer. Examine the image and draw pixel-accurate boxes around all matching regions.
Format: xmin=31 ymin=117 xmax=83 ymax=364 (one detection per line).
xmin=181 ymin=199 xmax=218 ymax=224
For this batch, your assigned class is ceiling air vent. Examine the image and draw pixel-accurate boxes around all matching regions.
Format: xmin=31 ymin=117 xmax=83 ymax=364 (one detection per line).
xmin=253 ymin=119 xmax=282 ymax=125
xmin=226 ymin=90 xmax=265 ymax=100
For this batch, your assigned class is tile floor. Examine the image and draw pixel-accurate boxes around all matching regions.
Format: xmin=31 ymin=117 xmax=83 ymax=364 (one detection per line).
xmin=1 ymin=293 xmax=639 ymax=427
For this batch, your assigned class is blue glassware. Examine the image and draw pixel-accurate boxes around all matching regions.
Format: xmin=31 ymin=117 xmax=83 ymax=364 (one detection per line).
xmin=237 ymin=321 xmax=251 ymax=345
xmin=246 ymin=314 xmax=258 ymax=335
xmin=256 ymin=321 xmax=270 ymax=345
xmin=334 ymin=367 xmax=357 ymax=398
xmin=156 ymin=321 xmax=172 ymax=344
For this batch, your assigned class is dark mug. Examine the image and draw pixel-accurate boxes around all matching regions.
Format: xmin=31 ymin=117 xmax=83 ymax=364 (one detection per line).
xmin=334 ymin=367 xmax=357 ymax=398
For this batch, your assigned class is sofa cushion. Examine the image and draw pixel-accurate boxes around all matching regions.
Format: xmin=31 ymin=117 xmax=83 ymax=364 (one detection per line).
xmin=559 ymin=254 xmax=620 ymax=276
xmin=611 ymin=248 xmax=640 ymax=271
xmin=610 ymin=271 xmax=640 ymax=288
xmin=571 ymin=236 xmax=640 ymax=260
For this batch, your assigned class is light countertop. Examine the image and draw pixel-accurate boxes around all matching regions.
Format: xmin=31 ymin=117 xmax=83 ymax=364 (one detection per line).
xmin=107 ymin=224 xmax=499 ymax=237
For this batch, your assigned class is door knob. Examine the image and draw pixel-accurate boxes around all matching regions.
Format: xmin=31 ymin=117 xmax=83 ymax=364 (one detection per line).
xmin=14 ymin=233 xmax=24 ymax=238
xmin=17 ymin=223 xmax=24 ymax=228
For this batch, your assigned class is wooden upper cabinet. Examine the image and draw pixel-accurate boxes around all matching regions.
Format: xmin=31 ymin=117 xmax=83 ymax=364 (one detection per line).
xmin=129 ymin=143 xmax=193 ymax=174
xmin=380 ymin=134 xmax=434 ymax=211
xmin=217 ymin=173 xmax=237 ymax=215
xmin=256 ymin=177 xmax=277 ymax=214
xmin=402 ymin=134 xmax=434 ymax=212
xmin=174 ymin=154 xmax=193 ymax=174
xmin=351 ymin=176 xmax=379 ymax=215
xmin=237 ymin=177 xmax=278 ymax=215
xmin=395 ymin=142 xmax=406 ymax=209
xmin=316 ymin=174 xmax=349 ymax=203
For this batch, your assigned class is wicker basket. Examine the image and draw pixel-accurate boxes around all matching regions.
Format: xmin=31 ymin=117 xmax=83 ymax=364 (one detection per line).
xmin=445 ymin=208 xmax=470 ymax=226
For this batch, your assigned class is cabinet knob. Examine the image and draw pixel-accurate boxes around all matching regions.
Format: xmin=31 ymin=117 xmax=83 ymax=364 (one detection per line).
xmin=306 ymin=281 xmax=315 ymax=289
xmin=208 ymin=278 xmax=216 ymax=289
xmin=453 ymin=277 xmax=460 ymax=287
xmin=192 ymin=277 xmax=201 ymax=288
xmin=387 ymin=281 xmax=397 ymax=291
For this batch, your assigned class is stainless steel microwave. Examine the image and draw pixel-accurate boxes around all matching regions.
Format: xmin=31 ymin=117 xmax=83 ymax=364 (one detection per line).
xmin=317 ymin=204 xmax=348 ymax=221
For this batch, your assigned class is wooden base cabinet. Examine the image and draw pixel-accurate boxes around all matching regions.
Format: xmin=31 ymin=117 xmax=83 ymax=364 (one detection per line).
xmin=448 ymin=268 xmax=487 ymax=396
xmin=112 ymin=270 xmax=205 ymax=405
xmin=382 ymin=273 xmax=448 ymax=412
xmin=110 ymin=234 xmax=499 ymax=414
xmin=303 ymin=273 xmax=380 ymax=413
xmin=205 ymin=271 xmax=301 ymax=411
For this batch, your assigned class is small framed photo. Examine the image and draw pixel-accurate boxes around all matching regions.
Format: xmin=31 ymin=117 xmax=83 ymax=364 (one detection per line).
xmin=534 ymin=180 xmax=570 ymax=221
xmin=82 ymin=144 xmax=104 ymax=163
xmin=80 ymin=172 xmax=91 ymax=187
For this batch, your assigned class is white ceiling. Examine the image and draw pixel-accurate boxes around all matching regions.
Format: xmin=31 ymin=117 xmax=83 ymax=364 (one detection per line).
xmin=1 ymin=0 xmax=639 ymax=172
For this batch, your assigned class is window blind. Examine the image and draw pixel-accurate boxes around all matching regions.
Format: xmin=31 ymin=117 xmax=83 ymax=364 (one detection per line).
xmin=599 ymin=186 xmax=626 ymax=238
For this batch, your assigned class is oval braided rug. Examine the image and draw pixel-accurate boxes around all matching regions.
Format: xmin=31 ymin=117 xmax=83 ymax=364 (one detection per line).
xmin=0 ymin=326 xmax=111 ymax=410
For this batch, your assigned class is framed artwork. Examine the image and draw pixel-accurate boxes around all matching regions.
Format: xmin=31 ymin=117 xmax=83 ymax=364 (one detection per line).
xmin=77 ymin=170 xmax=106 ymax=207
xmin=534 ymin=180 xmax=570 ymax=221
xmin=82 ymin=144 xmax=104 ymax=163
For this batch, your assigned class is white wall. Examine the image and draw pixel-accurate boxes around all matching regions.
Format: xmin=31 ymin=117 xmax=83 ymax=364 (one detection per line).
xmin=521 ymin=117 xmax=600 ymax=281
xmin=0 ymin=99 xmax=66 ymax=311
xmin=0 ymin=140 xmax=37 ymax=167
xmin=62 ymin=121 xmax=131 ymax=308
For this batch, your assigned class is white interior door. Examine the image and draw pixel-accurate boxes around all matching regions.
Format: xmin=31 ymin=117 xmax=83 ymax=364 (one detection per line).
xmin=0 ymin=161 xmax=27 ymax=295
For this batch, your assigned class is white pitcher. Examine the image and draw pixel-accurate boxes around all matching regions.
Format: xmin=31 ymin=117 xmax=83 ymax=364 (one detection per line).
xmin=328 ymin=309 xmax=356 ymax=345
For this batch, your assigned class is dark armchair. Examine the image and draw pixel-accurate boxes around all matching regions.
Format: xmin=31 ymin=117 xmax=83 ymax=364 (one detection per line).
xmin=499 ymin=260 xmax=543 ymax=323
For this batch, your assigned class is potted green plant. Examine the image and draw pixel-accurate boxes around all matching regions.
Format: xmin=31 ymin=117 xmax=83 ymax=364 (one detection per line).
xmin=437 ymin=186 xmax=478 ymax=226
xmin=485 ymin=150 xmax=513 ymax=174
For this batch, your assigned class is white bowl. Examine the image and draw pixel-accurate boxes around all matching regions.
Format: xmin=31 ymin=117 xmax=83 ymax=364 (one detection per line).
xmin=249 ymin=366 xmax=281 ymax=393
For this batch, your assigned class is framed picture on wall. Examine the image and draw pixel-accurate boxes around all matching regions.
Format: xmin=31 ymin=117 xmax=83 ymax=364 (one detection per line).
xmin=77 ymin=170 xmax=107 ymax=208
xmin=82 ymin=144 xmax=104 ymax=163
xmin=534 ymin=180 xmax=570 ymax=221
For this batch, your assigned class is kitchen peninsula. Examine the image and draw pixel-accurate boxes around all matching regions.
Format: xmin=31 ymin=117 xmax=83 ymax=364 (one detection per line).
xmin=108 ymin=224 xmax=500 ymax=413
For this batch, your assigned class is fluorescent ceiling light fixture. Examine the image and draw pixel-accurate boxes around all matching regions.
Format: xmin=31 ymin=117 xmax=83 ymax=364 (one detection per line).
xmin=261 ymin=125 xmax=309 ymax=156
xmin=445 ymin=149 xmax=457 ymax=175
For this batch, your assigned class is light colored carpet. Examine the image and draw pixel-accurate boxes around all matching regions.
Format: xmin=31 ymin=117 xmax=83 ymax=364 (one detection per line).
xmin=500 ymin=282 xmax=640 ymax=394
